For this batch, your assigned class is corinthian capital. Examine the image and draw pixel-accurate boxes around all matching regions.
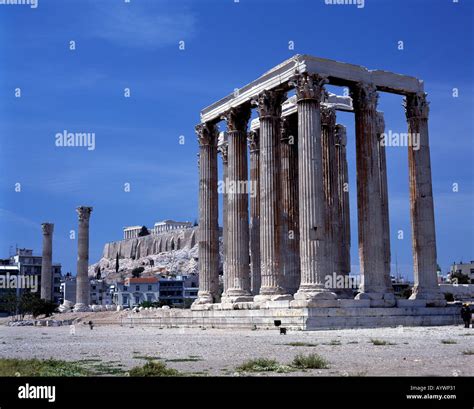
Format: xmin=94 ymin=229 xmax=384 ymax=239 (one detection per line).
xmin=350 ymin=82 xmax=378 ymax=111
xmin=335 ymin=125 xmax=347 ymax=147
xmin=290 ymin=73 xmax=328 ymax=103
xmin=41 ymin=223 xmax=54 ymax=235
xmin=247 ymin=130 xmax=260 ymax=153
xmin=76 ymin=206 xmax=93 ymax=222
xmin=218 ymin=142 xmax=228 ymax=163
xmin=221 ymin=104 xmax=251 ymax=133
xmin=195 ymin=122 xmax=218 ymax=146
xmin=321 ymin=106 xmax=336 ymax=128
xmin=253 ymin=89 xmax=285 ymax=118
xmin=404 ymin=92 xmax=429 ymax=120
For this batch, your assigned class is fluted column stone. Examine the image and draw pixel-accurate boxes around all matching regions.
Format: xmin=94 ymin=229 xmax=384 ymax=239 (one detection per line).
xmin=335 ymin=125 xmax=351 ymax=279
xmin=218 ymin=133 xmax=229 ymax=294
xmin=404 ymin=93 xmax=445 ymax=307
xmin=290 ymin=73 xmax=337 ymax=307
xmin=74 ymin=206 xmax=92 ymax=312
xmin=376 ymin=112 xmax=393 ymax=290
xmin=248 ymin=130 xmax=261 ymax=295
xmin=351 ymin=83 xmax=395 ymax=307
xmin=193 ymin=123 xmax=220 ymax=305
xmin=221 ymin=105 xmax=253 ymax=303
xmin=254 ymin=90 xmax=292 ymax=302
xmin=281 ymin=114 xmax=300 ymax=295
xmin=40 ymin=223 xmax=54 ymax=301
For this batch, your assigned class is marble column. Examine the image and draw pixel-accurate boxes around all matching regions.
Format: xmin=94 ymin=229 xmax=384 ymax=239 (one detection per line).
xmin=254 ymin=90 xmax=291 ymax=303
xmin=248 ymin=130 xmax=261 ymax=295
xmin=351 ymin=83 xmax=395 ymax=307
xmin=221 ymin=105 xmax=253 ymax=303
xmin=218 ymin=133 xmax=229 ymax=294
xmin=404 ymin=93 xmax=445 ymax=306
xmin=376 ymin=112 xmax=393 ymax=290
xmin=40 ymin=223 xmax=54 ymax=301
xmin=193 ymin=123 xmax=220 ymax=305
xmin=290 ymin=73 xmax=337 ymax=307
xmin=280 ymin=114 xmax=300 ymax=295
xmin=335 ymin=125 xmax=351 ymax=279
xmin=321 ymin=106 xmax=339 ymax=289
xmin=74 ymin=206 xmax=92 ymax=312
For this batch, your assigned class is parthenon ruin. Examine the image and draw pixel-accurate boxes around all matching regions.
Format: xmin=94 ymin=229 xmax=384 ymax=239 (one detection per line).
xmin=194 ymin=54 xmax=446 ymax=310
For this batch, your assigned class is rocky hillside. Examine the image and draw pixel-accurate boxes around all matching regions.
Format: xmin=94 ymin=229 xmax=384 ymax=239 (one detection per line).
xmin=89 ymin=228 xmax=223 ymax=284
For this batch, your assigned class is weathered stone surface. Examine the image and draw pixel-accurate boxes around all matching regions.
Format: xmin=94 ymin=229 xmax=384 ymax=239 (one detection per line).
xmin=40 ymin=223 xmax=54 ymax=301
xmin=75 ymin=206 xmax=92 ymax=312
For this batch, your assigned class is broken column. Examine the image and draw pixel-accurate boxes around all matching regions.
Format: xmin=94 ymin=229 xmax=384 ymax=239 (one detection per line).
xmin=291 ymin=73 xmax=337 ymax=307
xmin=74 ymin=206 xmax=93 ymax=312
xmin=404 ymin=93 xmax=445 ymax=307
xmin=351 ymin=83 xmax=395 ymax=307
xmin=40 ymin=223 xmax=54 ymax=301
xmin=221 ymin=105 xmax=253 ymax=303
xmin=248 ymin=130 xmax=261 ymax=295
xmin=193 ymin=123 xmax=220 ymax=305
xmin=254 ymin=90 xmax=291 ymax=302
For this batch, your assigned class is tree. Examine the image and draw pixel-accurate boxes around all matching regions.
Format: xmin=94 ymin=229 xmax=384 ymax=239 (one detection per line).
xmin=115 ymin=253 xmax=120 ymax=273
xmin=138 ymin=226 xmax=150 ymax=237
xmin=0 ymin=292 xmax=18 ymax=316
xmin=132 ymin=267 xmax=145 ymax=278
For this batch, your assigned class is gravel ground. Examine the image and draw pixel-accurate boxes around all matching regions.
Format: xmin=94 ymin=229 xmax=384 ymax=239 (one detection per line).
xmin=0 ymin=324 xmax=473 ymax=376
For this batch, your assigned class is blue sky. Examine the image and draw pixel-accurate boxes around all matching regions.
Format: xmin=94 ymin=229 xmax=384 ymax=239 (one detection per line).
xmin=0 ymin=0 xmax=472 ymax=280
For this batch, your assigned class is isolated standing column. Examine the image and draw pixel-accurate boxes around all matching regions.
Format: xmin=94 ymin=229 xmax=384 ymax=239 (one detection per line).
xmin=74 ymin=206 xmax=93 ymax=311
xmin=40 ymin=223 xmax=54 ymax=301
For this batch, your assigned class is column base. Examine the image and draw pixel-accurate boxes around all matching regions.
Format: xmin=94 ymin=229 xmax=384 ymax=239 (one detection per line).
xmin=254 ymin=293 xmax=293 ymax=303
xmin=410 ymin=287 xmax=447 ymax=307
xmin=192 ymin=292 xmax=214 ymax=306
xmin=221 ymin=295 xmax=254 ymax=304
xmin=290 ymin=288 xmax=338 ymax=308
xmin=355 ymin=291 xmax=396 ymax=307
xmin=73 ymin=303 xmax=90 ymax=312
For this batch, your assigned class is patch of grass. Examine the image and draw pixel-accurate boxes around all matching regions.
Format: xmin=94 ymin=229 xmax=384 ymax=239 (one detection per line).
xmin=460 ymin=333 xmax=473 ymax=336
xmin=133 ymin=355 xmax=162 ymax=362
xmin=347 ymin=341 xmax=359 ymax=344
xmin=441 ymin=339 xmax=457 ymax=345
xmin=323 ymin=340 xmax=341 ymax=346
xmin=89 ymin=363 xmax=127 ymax=376
xmin=0 ymin=358 xmax=90 ymax=377
xmin=129 ymin=361 xmax=180 ymax=377
xmin=462 ymin=350 xmax=474 ymax=355
xmin=370 ymin=339 xmax=396 ymax=346
xmin=236 ymin=358 xmax=292 ymax=373
xmin=292 ymin=353 xmax=329 ymax=369
xmin=73 ymin=359 xmax=102 ymax=364
xmin=285 ymin=342 xmax=318 ymax=347
xmin=166 ymin=358 xmax=203 ymax=362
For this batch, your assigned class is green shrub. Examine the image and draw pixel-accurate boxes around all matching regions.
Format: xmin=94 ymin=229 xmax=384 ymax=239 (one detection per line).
xmin=292 ymin=353 xmax=329 ymax=369
xmin=129 ymin=361 xmax=180 ymax=377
